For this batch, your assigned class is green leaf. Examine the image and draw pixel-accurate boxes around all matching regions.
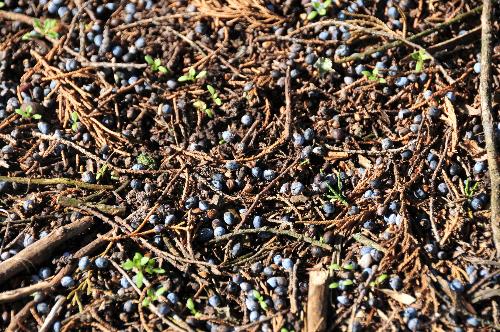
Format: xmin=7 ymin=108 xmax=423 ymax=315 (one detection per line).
xmin=372 ymin=68 xmax=379 ymax=76
xmin=33 ymin=19 xmax=43 ymax=30
xmin=415 ymin=61 xmax=423 ymax=72
xmin=136 ymin=271 xmax=144 ymax=288
xmin=318 ymin=8 xmax=327 ymax=15
xmin=205 ymin=108 xmax=214 ymax=118
xmin=307 ymin=11 xmax=318 ymax=20
xmin=0 ymin=2 xmax=5 ymax=8
xmin=178 ymin=75 xmax=189 ymax=82
xmin=378 ymin=78 xmax=387 ymax=84
xmin=312 ymin=1 xmax=321 ymax=9
xmin=196 ymin=70 xmax=207 ymax=80
xmin=361 ymin=71 xmax=371 ymax=78
xmin=142 ymin=297 xmax=151 ymax=307
xmin=47 ymin=31 xmax=59 ymax=39
xmin=44 ymin=19 xmax=57 ymax=31
xmin=186 ymin=298 xmax=195 ymax=311
xmin=342 ymin=279 xmax=354 ymax=286
xmin=144 ymin=55 xmax=154 ymax=65
xmin=71 ymin=111 xmax=79 ymax=122
xmin=329 ymin=282 xmax=339 ymax=289
xmin=140 ymin=256 xmax=150 ymax=266
xmin=154 ymin=58 xmax=161 ymax=67
xmin=260 ymin=301 xmax=268 ymax=310
xmin=72 ymin=123 xmax=78 ymax=131
xmin=22 ymin=32 xmax=34 ymax=41
xmin=329 ymin=263 xmax=341 ymax=271
xmin=252 ymin=290 xmax=261 ymax=300
xmin=411 ymin=52 xmax=420 ymax=61
xmin=215 ymin=98 xmax=222 ymax=106
xmin=188 ymin=67 xmax=196 ymax=77
xmin=324 ymin=0 xmax=332 ymax=7
xmin=377 ymin=274 xmax=388 ymax=284
xmin=207 ymin=84 xmax=215 ymax=95
xmin=153 ymin=268 xmax=165 ymax=274
xmin=133 ymin=252 xmax=143 ymax=262
xmin=343 ymin=263 xmax=355 ymax=270
xmin=158 ymin=66 xmax=168 ymax=73
xmin=155 ymin=286 xmax=166 ymax=296
xmin=33 ymin=114 xmax=42 ymax=120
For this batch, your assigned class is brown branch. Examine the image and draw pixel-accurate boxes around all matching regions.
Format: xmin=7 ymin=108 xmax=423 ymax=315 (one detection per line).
xmin=479 ymin=0 xmax=500 ymax=258
xmin=0 ymin=175 xmax=114 ymax=190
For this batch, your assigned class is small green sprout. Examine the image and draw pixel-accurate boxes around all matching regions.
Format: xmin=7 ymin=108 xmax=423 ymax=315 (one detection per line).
xmin=206 ymin=85 xmax=222 ymax=106
xmin=0 ymin=2 xmax=5 ymax=8
xmin=142 ymin=286 xmax=166 ymax=307
xmin=464 ymin=179 xmax=479 ymax=199
xmin=22 ymin=18 xmax=59 ymax=41
xmin=70 ymin=111 xmax=79 ymax=132
xmin=252 ymin=290 xmax=268 ymax=311
xmin=326 ymin=175 xmax=348 ymax=206
xmin=15 ymin=105 xmax=41 ymax=120
xmin=96 ymin=164 xmax=108 ymax=181
xmin=280 ymin=328 xmax=295 ymax=332
xmin=314 ymin=57 xmax=334 ymax=75
xmin=328 ymin=263 xmax=341 ymax=271
xmin=144 ymin=55 xmax=168 ymax=73
xmin=369 ymin=273 xmax=389 ymax=287
xmin=122 ymin=252 xmax=165 ymax=289
xmin=362 ymin=68 xmax=386 ymax=83
xmin=307 ymin=0 xmax=332 ymax=20
xmin=193 ymin=100 xmax=214 ymax=118
xmin=329 ymin=279 xmax=354 ymax=289
xmin=411 ymin=49 xmax=431 ymax=72
xmin=178 ymin=67 xmax=207 ymax=82
xmin=137 ymin=153 xmax=157 ymax=169
xmin=186 ymin=298 xmax=202 ymax=318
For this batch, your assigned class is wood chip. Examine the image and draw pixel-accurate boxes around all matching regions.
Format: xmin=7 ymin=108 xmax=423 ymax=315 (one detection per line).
xmin=378 ymin=289 xmax=416 ymax=305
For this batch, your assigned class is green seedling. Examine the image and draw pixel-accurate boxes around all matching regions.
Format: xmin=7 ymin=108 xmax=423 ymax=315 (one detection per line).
xmin=193 ymin=100 xmax=214 ymax=118
xmin=281 ymin=328 xmax=295 ymax=332
xmin=186 ymin=298 xmax=202 ymax=318
xmin=22 ymin=18 xmax=59 ymax=41
xmin=96 ymin=164 xmax=108 ymax=181
xmin=362 ymin=68 xmax=386 ymax=83
xmin=206 ymin=85 xmax=222 ymax=106
xmin=329 ymin=279 xmax=354 ymax=289
xmin=0 ymin=2 xmax=5 ymax=8
xmin=137 ymin=153 xmax=157 ymax=169
xmin=314 ymin=57 xmax=334 ymax=75
xmin=307 ymin=0 xmax=332 ymax=20
xmin=178 ymin=67 xmax=207 ymax=82
xmin=252 ymin=290 xmax=268 ymax=310
xmin=464 ymin=179 xmax=479 ymax=199
xmin=122 ymin=252 xmax=165 ymax=289
xmin=142 ymin=286 xmax=166 ymax=307
xmin=15 ymin=105 xmax=41 ymax=120
xmin=328 ymin=262 xmax=355 ymax=271
xmin=411 ymin=49 xmax=431 ymax=72
xmin=369 ymin=273 xmax=389 ymax=287
xmin=144 ymin=55 xmax=168 ymax=73
xmin=71 ymin=111 xmax=79 ymax=132
xmin=326 ymin=175 xmax=348 ymax=206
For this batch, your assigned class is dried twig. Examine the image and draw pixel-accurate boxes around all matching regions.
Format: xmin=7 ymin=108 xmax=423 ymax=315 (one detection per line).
xmin=479 ymin=0 xmax=500 ymax=258
xmin=0 ymin=175 xmax=114 ymax=190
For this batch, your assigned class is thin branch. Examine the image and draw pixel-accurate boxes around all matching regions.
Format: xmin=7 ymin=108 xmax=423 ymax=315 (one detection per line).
xmin=479 ymin=0 xmax=500 ymax=258
xmin=0 ymin=175 xmax=114 ymax=190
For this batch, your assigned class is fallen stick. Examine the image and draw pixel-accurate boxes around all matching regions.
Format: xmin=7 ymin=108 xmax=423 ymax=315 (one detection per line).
xmin=57 ymin=196 xmax=126 ymax=216
xmin=0 ymin=229 xmax=110 ymax=304
xmin=39 ymin=296 xmax=65 ymax=332
xmin=0 ymin=217 xmax=95 ymax=284
xmin=479 ymin=0 xmax=500 ymax=259
xmin=0 ymin=175 xmax=114 ymax=190
xmin=306 ymin=268 xmax=329 ymax=332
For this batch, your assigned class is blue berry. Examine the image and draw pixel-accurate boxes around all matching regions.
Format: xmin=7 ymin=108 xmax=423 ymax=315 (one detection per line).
xmin=470 ymin=197 xmax=484 ymax=211
xmin=95 ymin=257 xmax=108 ymax=269
xmin=112 ymin=45 xmax=124 ymax=58
xmin=81 ymin=171 xmax=96 ymax=184
xmin=222 ymin=130 xmax=235 ymax=142
xmin=124 ymin=3 xmax=136 ymax=14
xmin=198 ymin=228 xmax=214 ymax=241
xmin=214 ymin=226 xmax=226 ymax=237
xmin=318 ymin=31 xmax=329 ymax=40
xmin=336 ymin=295 xmax=351 ymax=306
xmin=61 ymin=275 xmax=75 ymax=288
xmin=167 ymin=292 xmax=178 ymax=304
xmin=449 ymin=279 xmax=464 ymax=293
xmin=473 ymin=62 xmax=481 ymax=74
xmin=387 ymin=6 xmax=399 ymax=19
xmin=273 ymin=254 xmax=283 ymax=265
xmin=241 ymin=114 xmax=253 ymax=126
xmin=395 ymin=77 xmax=409 ymax=87
xmin=322 ymin=202 xmax=335 ymax=214
xmin=223 ymin=211 xmax=235 ymax=225
xmin=263 ymin=169 xmax=276 ymax=181
xmin=473 ymin=161 xmax=486 ymax=174
xmin=389 ymin=276 xmax=403 ymax=291
xmin=39 ymin=267 xmax=52 ymax=279
xmin=123 ymin=300 xmax=136 ymax=313
xmin=335 ymin=44 xmax=350 ymax=57
xmin=293 ymin=132 xmax=305 ymax=146
xmin=407 ymin=318 xmax=421 ymax=331
xmin=208 ymin=295 xmax=221 ymax=307
xmin=225 ymin=160 xmax=239 ymax=170
xmin=245 ymin=298 xmax=259 ymax=311
xmin=65 ymin=59 xmax=78 ymax=72
xmin=290 ymin=181 xmax=305 ymax=195
xmin=185 ymin=196 xmax=198 ymax=209
xmin=404 ymin=307 xmax=418 ymax=319
xmin=37 ymin=302 xmax=50 ymax=314
xmin=198 ymin=200 xmax=210 ymax=211
xmin=164 ymin=214 xmax=176 ymax=225
xmin=428 ymin=106 xmax=441 ymax=118
xmin=134 ymin=37 xmax=145 ymax=49
xmin=37 ymin=121 xmax=50 ymax=134
xmin=466 ymin=316 xmax=480 ymax=327
xmin=78 ymin=256 xmax=90 ymax=270
xmin=282 ymin=258 xmax=294 ymax=270
xmin=120 ymin=277 xmax=131 ymax=288
xmin=240 ymin=282 xmax=252 ymax=292
xmin=157 ymin=303 xmax=170 ymax=315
